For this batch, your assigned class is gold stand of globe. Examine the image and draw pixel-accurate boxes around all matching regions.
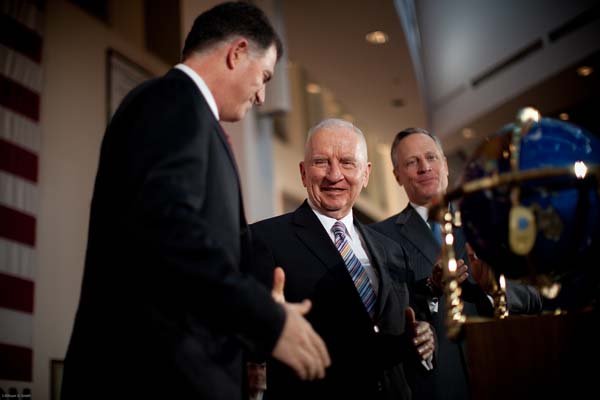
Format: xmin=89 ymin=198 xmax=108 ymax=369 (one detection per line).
xmin=434 ymin=205 xmax=466 ymax=339
xmin=428 ymin=107 xmax=600 ymax=399
xmin=492 ymin=275 xmax=508 ymax=319
xmin=429 ymin=106 xmax=600 ymax=340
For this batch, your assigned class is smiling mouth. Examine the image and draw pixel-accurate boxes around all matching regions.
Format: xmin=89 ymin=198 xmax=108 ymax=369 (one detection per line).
xmin=321 ymin=187 xmax=346 ymax=192
xmin=418 ymin=177 xmax=438 ymax=184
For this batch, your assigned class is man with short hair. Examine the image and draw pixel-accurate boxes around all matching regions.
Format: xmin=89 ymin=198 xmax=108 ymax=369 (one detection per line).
xmin=61 ymin=3 xmax=329 ymax=399
xmin=371 ymin=127 xmax=542 ymax=400
xmin=249 ymin=119 xmax=435 ymax=400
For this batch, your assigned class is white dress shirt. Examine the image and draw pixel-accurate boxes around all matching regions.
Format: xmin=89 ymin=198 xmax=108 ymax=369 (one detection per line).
xmin=175 ymin=63 xmax=219 ymax=120
xmin=308 ymin=202 xmax=379 ymax=296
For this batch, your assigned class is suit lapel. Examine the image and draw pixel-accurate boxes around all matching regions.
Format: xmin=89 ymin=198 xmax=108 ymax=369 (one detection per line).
xmin=292 ymin=201 xmax=345 ymax=273
xmin=396 ymin=205 xmax=439 ymax=265
xmin=355 ymin=222 xmax=390 ymax=321
xmin=171 ymin=68 xmax=243 ymax=189
xmin=214 ymin=123 xmax=243 ymax=183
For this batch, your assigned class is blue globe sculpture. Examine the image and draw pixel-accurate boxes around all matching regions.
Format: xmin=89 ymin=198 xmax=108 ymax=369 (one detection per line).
xmin=457 ymin=110 xmax=600 ymax=306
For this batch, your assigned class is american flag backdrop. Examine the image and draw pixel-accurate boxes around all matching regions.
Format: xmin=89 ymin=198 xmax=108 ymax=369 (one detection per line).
xmin=0 ymin=0 xmax=44 ymax=395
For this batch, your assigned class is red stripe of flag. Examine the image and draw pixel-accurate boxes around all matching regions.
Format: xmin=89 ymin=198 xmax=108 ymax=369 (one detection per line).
xmin=0 ymin=137 xmax=38 ymax=183
xmin=0 ymin=75 xmax=40 ymax=122
xmin=0 ymin=204 xmax=36 ymax=247
xmin=0 ymin=343 xmax=33 ymax=381
xmin=0 ymin=13 xmax=42 ymax=63
xmin=0 ymin=272 xmax=34 ymax=313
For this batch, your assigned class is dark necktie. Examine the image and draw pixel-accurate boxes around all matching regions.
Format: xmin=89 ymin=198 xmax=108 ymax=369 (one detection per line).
xmin=429 ymin=218 xmax=443 ymax=246
xmin=332 ymin=221 xmax=376 ymax=317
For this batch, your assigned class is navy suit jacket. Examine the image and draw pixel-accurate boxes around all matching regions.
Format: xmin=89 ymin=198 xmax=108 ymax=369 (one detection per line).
xmin=371 ymin=204 xmax=489 ymax=400
xmin=62 ymin=69 xmax=285 ymax=400
xmin=248 ymin=201 xmax=418 ymax=400
xmin=371 ymin=204 xmax=542 ymax=400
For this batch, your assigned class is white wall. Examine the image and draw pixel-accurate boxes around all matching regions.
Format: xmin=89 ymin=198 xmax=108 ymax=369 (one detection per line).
xmin=416 ymin=0 xmax=600 ymax=140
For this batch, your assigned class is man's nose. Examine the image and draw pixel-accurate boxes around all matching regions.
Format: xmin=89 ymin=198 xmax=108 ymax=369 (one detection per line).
xmin=255 ymin=86 xmax=266 ymax=106
xmin=418 ymin=158 xmax=432 ymax=173
xmin=326 ymin=161 xmax=343 ymax=181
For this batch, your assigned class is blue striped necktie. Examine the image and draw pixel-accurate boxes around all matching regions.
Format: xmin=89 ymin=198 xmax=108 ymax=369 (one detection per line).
xmin=332 ymin=221 xmax=376 ymax=317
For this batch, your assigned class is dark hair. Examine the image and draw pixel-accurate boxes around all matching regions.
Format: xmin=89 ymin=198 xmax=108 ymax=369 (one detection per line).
xmin=390 ymin=127 xmax=444 ymax=169
xmin=182 ymin=1 xmax=283 ymax=61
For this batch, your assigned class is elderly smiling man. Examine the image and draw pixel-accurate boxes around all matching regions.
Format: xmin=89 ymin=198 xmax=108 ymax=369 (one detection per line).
xmin=247 ymin=119 xmax=434 ymax=400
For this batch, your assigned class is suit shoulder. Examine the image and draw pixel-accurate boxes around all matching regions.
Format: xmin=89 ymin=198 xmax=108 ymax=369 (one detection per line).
xmin=363 ymin=225 xmax=404 ymax=251
xmin=251 ymin=212 xmax=294 ymax=234
xmin=370 ymin=213 xmax=399 ymax=234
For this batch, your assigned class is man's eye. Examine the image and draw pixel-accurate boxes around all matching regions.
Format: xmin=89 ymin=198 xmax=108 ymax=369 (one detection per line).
xmin=405 ymin=160 xmax=417 ymax=168
xmin=427 ymin=154 xmax=439 ymax=161
xmin=314 ymin=159 xmax=327 ymax=165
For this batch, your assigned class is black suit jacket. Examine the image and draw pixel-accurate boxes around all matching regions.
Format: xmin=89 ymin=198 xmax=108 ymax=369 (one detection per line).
xmin=248 ymin=201 xmax=418 ymax=400
xmin=371 ymin=204 xmax=542 ymax=400
xmin=62 ymin=69 xmax=285 ymax=400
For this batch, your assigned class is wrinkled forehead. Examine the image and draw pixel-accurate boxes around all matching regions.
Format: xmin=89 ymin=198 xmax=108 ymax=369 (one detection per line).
xmin=306 ymin=128 xmax=366 ymax=159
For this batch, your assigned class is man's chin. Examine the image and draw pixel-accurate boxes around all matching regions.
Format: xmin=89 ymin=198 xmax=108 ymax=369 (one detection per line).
xmin=220 ymin=108 xmax=248 ymax=123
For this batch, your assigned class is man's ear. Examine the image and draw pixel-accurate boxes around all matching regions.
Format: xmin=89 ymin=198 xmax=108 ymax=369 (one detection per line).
xmin=393 ymin=168 xmax=403 ymax=186
xmin=363 ymin=162 xmax=372 ymax=188
xmin=443 ymin=155 xmax=449 ymax=178
xmin=226 ymin=38 xmax=249 ymax=69
xmin=299 ymin=161 xmax=308 ymax=187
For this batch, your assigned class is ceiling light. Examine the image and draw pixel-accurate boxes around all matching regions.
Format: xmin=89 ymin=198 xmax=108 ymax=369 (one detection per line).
xmin=390 ymin=98 xmax=404 ymax=108
xmin=461 ymin=128 xmax=475 ymax=139
xmin=306 ymin=83 xmax=321 ymax=94
xmin=365 ymin=31 xmax=389 ymax=44
xmin=559 ymin=113 xmax=569 ymax=121
xmin=577 ymin=66 xmax=593 ymax=77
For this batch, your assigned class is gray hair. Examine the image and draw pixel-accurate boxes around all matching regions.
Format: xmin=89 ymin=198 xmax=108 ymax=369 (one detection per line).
xmin=390 ymin=127 xmax=444 ymax=170
xmin=305 ymin=118 xmax=368 ymax=161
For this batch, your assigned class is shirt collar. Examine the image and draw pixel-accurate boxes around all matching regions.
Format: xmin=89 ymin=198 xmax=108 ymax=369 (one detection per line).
xmin=175 ymin=63 xmax=219 ymax=120
xmin=410 ymin=202 xmax=429 ymax=223
xmin=308 ymin=200 xmax=356 ymax=239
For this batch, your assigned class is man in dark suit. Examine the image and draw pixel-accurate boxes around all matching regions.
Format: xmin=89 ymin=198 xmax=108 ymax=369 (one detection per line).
xmin=371 ymin=127 xmax=542 ymax=400
xmin=249 ymin=119 xmax=436 ymax=400
xmin=61 ymin=3 xmax=329 ymax=400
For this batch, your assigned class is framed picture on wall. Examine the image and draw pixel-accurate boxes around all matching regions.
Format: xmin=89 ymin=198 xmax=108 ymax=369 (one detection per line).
xmin=106 ymin=49 xmax=154 ymax=123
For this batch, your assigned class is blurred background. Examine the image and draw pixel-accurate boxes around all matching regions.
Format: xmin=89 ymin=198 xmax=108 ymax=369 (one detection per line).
xmin=1 ymin=0 xmax=599 ymax=397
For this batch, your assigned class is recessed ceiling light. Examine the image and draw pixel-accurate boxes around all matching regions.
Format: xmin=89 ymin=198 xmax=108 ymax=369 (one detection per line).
xmin=559 ymin=113 xmax=569 ymax=121
xmin=577 ymin=66 xmax=593 ymax=77
xmin=461 ymin=128 xmax=475 ymax=139
xmin=306 ymin=83 xmax=321 ymax=94
xmin=390 ymin=98 xmax=404 ymax=108
xmin=365 ymin=31 xmax=389 ymax=44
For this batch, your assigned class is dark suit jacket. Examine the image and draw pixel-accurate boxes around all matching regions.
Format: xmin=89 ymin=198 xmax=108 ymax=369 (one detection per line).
xmin=248 ymin=201 xmax=418 ymax=400
xmin=371 ymin=204 xmax=542 ymax=400
xmin=61 ymin=69 xmax=285 ymax=400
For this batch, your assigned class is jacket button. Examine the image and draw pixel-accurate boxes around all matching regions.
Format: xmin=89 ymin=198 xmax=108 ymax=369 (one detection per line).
xmin=377 ymin=380 xmax=383 ymax=391
xmin=373 ymin=325 xmax=379 ymax=333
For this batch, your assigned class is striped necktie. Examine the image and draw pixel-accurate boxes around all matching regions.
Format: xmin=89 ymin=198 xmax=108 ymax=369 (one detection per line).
xmin=332 ymin=221 xmax=376 ymax=317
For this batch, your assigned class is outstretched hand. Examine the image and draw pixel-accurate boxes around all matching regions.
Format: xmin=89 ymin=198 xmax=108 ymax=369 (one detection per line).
xmin=271 ymin=266 xmax=286 ymax=303
xmin=271 ymin=267 xmax=331 ymax=380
